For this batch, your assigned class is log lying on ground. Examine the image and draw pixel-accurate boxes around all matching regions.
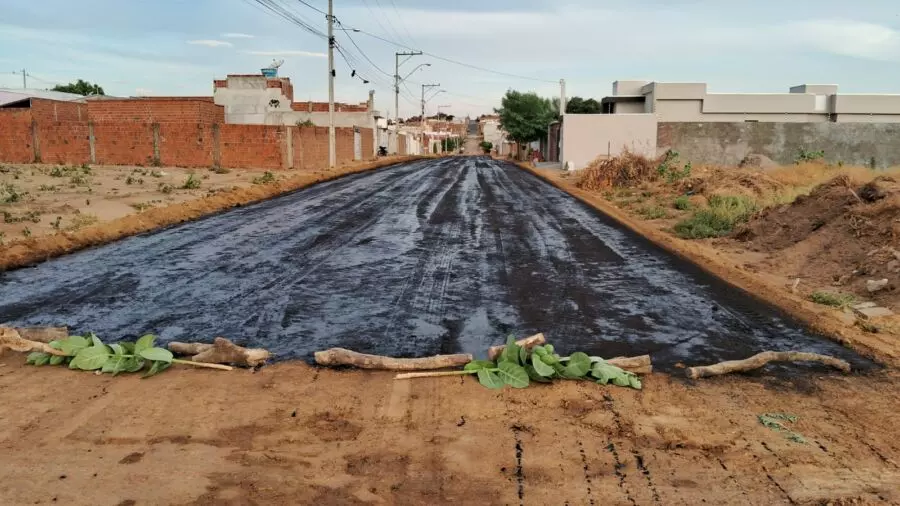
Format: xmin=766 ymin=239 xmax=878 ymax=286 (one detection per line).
xmin=487 ymin=333 xmax=546 ymax=361
xmin=605 ymin=355 xmax=653 ymax=375
xmin=168 ymin=337 xmax=271 ymax=367
xmin=0 ymin=327 xmax=68 ymax=356
xmin=12 ymin=326 xmax=68 ymax=344
xmin=686 ymin=351 xmax=851 ymax=379
xmin=315 ymin=348 xmax=473 ymax=371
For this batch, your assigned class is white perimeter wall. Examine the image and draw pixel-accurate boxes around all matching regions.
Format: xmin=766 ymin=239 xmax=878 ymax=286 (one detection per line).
xmin=561 ymin=114 xmax=658 ymax=170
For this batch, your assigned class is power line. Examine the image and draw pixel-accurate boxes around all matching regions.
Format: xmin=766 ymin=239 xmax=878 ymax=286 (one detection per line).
xmin=338 ymin=26 xmax=557 ymax=84
xmin=386 ymin=0 xmax=418 ymax=49
xmin=370 ymin=0 xmax=409 ymax=49
xmin=244 ymin=0 xmax=328 ymax=39
xmin=294 ymin=0 xmax=326 ymax=15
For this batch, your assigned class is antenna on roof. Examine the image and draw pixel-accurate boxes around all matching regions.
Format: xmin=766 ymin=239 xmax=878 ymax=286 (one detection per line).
xmin=261 ymin=59 xmax=285 ymax=78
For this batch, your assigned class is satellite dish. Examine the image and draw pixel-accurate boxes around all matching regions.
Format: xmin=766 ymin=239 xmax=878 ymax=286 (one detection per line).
xmin=268 ymin=59 xmax=284 ymax=69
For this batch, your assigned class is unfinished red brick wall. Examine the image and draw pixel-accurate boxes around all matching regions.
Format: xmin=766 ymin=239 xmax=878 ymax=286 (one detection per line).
xmin=335 ymin=129 xmax=354 ymax=163
xmin=37 ymin=122 xmax=91 ymax=165
xmin=88 ymin=98 xmax=223 ymax=124
xmin=361 ymin=128 xmax=374 ymax=160
xmin=30 ymin=99 xmax=88 ymax=122
xmin=158 ymin=123 xmax=215 ymax=167
xmin=293 ymin=126 xmax=328 ymax=170
xmin=290 ymin=101 xmax=368 ymax=112
xmin=93 ymin=122 xmax=155 ymax=165
xmin=219 ymin=124 xmax=283 ymax=170
xmin=0 ymin=109 xmax=34 ymax=163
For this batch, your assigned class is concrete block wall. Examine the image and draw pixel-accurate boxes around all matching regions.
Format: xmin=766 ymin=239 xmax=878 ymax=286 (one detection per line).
xmin=658 ymin=122 xmax=900 ymax=168
xmin=37 ymin=121 xmax=91 ymax=165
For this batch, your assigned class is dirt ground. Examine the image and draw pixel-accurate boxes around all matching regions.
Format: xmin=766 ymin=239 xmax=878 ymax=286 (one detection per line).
xmin=0 ymin=163 xmax=293 ymax=244
xmin=0 ymin=356 xmax=897 ymax=505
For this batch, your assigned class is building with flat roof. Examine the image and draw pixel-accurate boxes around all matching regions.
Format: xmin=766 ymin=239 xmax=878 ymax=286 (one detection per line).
xmin=601 ymin=80 xmax=900 ymax=123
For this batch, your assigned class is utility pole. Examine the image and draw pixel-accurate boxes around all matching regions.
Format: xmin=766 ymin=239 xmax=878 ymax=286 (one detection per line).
xmin=559 ymin=78 xmax=567 ymax=116
xmin=394 ymin=51 xmax=422 ymax=125
xmin=20 ymin=69 xmax=26 ymax=89
xmin=421 ymin=83 xmax=440 ymax=125
xmin=327 ymin=0 xmax=336 ymax=168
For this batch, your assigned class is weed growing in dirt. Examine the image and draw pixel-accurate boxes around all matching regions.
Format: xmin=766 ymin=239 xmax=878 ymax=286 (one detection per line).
xmin=150 ymin=170 xmax=164 ymax=178
xmin=809 ymin=291 xmax=855 ymax=307
xmin=673 ymin=195 xmax=757 ymax=239
xmin=0 ymin=231 xmax=4 ymax=245
xmin=758 ymin=413 xmax=806 ymax=444
xmin=443 ymin=337 xmax=641 ymax=390
xmin=252 ymin=171 xmax=277 ymax=185
xmin=657 ymin=150 xmax=692 ymax=184
xmin=38 ymin=184 xmax=58 ymax=192
xmin=22 ymin=227 xmax=31 ymax=238
xmin=673 ymin=196 xmax=692 ymax=210
xmin=49 ymin=166 xmax=65 ymax=177
xmin=3 ymin=210 xmax=41 ymax=224
xmin=158 ymin=183 xmax=174 ymax=194
xmin=181 ymin=174 xmax=201 ymax=189
xmin=81 ymin=163 xmax=92 ymax=174
xmin=210 ymin=166 xmax=231 ymax=175
xmin=25 ymin=333 xmax=178 ymax=378
xmin=69 ymin=174 xmax=89 ymax=186
xmin=637 ymin=205 xmax=669 ymax=220
xmin=69 ymin=213 xmax=98 ymax=230
xmin=130 ymin=202 xmax=154 ymax=212
xmin=796 ymin=149 xmax=825 ymax=164
xmin=1 ymin=183 xmax=26 ymax=203
xmin=51 ymin=216 xmax=62 ymax=230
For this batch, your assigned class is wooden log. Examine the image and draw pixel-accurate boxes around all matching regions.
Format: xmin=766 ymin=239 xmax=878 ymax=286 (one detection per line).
xmin=0 ymin=327 xmax=68 ymax=356
xmin=314 ymin=348 xmax=473 ymax=371
xmin=487 ymin=333 xmax=546 ymax=361
xmin=168 ymin=338 xmax=270 ymax=367
xmin=686 ymin=351 xmax=851 ymax=379
xmin=12 ymin=326 xmax=68 ymax=344
xmin=606 ymin=355 xmax=652 ymax=375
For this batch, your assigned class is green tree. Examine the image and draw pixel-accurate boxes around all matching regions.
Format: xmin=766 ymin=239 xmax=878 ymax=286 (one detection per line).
xmin=479 ymin=141 xmax=493 ymax=154
xmin=495 ymin=90 xmax=555 ymax=145
xmin=52 ymin=79 xmax=105 ymax=96
xmin=565 ymin=96 xmax=602 ymax=114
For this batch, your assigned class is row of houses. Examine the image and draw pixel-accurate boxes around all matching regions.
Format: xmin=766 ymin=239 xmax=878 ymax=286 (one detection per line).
xmin=551 ymin=80 xmax=900 ymax=169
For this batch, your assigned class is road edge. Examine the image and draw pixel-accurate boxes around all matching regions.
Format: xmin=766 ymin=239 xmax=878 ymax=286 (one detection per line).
xmin=513 ymin=161 xmax=898 ymax=369
xmin=0 ymin=156 xmax=428 ymax=273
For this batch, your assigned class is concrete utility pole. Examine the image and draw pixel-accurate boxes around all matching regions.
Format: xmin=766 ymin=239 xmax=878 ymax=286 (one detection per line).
xmin=560 ymin=78 xmax=567 ymax=116
xmin=394 ymin=51 xmax=423 ymax=125
xmin=327 ymin=0 xmax=336 ymax=168
xmin=421 ymin=83 xmax=440 ymax=125
xmin=19 ymin=69 xmax=26 ymax=89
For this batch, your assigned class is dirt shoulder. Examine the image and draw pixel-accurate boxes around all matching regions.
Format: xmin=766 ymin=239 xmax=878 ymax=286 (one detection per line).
xmin=521 ymin=164 xmax=900 ymax=368
xmin=0 ymin=157 xmax=423 ymax=271
xmin=0 ymin=356 xmax=897 ymax=505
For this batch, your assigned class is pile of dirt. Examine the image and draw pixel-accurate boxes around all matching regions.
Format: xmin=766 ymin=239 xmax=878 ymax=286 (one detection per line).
xmin=736 ymin=175 xmax=900 ymax=301
xmin=576 ymin=151 xmax=659 ymax=190
xmin=738 ymin=153 xmax=778 ymax=169
xmin=678 ymin=166 xmax=785 ymax=199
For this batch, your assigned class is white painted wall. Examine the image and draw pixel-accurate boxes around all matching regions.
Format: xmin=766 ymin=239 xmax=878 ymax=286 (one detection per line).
xmin=561 ymin=113 xmax=658 ymax=170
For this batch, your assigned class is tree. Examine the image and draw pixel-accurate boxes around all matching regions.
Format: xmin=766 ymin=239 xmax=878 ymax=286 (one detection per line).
xmin=495 ymin=90 xmax=555 ymax=145
xmin=52 ymin=79 xmax=105 ymax=96
xmin=552 ymin=96 xmax=602 ymax=114
xmin=479 ymin=141 xmax=493 ymax=154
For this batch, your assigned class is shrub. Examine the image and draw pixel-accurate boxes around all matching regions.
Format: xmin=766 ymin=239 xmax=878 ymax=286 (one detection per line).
xmin=210 ymin=166 xmax=231 ymax=175
xmin=158 ymin=183 xmax=174 ymax=194
xmin=252 ymin=171 xmax=276 ymax=185
xmin=673 ymin=195 xmax=757 ymax=239
xmin=809 ymin=291 xmax=855 ymax=307
xmin=181 ymin=174 xmax=201 ymax=189
xmin=1 ymin=183 xmax=25 ymax=203
xmin=674 ymin=196 xmax=691 ymax=210
xmin=796 ymin=149 xmax=825 ymax=163
xmin=479 ymin=141 xmax=493 ymax=154
xmin=637 ymin=205 xmax=668 ymax=220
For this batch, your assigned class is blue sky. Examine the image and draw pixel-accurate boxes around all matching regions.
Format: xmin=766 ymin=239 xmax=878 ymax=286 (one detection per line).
xmin=2 ymin=0 xmax=900 ymax=118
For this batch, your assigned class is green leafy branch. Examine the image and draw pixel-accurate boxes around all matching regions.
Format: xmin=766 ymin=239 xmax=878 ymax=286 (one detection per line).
xmin=25 ymin=333 xmax=223 ymax=377
xmin=426 ymin=336 xmax=642 ymax=390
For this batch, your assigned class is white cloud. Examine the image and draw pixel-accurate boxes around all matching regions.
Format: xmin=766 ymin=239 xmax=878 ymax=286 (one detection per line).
xmin=186 ymin=39 xmax=233 ymax=48
xmin=242 ymin=50 xmax=327 ymax=58
xmin=221 ymin=32 xmax=254 ymax=39
xmin=780 ymin=19 xmax=900 ymax=62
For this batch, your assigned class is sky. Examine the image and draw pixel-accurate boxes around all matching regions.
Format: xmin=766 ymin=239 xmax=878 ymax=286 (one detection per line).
xmin=2 ymin=0 xmax=900 ymax=119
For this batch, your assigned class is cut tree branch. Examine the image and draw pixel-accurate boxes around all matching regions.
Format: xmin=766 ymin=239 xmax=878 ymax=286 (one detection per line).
xmin=487 ymin=333 xmax=546 ymax=361
xmin=686 ymin=351 xmax=851 ymax=379
xmin=315 ymin=348 xmax=473 ymax=371
xmin=0 ymin=327 xmax=69 ymax=356
xmin=168 ymin=338 xmax=270 ymax=367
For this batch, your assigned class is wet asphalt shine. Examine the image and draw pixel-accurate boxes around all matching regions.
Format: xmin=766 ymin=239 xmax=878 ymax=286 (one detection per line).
xmin=0 ymin=157 xmax=872 ymax=372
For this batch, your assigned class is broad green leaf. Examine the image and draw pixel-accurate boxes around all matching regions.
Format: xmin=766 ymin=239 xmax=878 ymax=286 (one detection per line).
xmin=101 ymin=357 xmax=118 ymax=374
xmin=34 ymin=353 xmax=51 ymax=366
xmin=25 ymin=352 xmax=41 ymax=365
xmin=59 ymin=336 xmax=89 ymax=355
xmin=532 ymin=355 xmax=556 ymax=377
xmin=611 ymin=375 xmax=630 ymax=387
xmin=48 ymin=340 xmax=62 ymax=350
xmin=124 ymin=358 xmax=145 ymax=373
xmin=134 ymin=334 xmax=156 ymax=355
xmin=542 ymin=353 xmax=560 ymax=365
xmin=139 ymin=347 xmax=173 ymax=363
xmin=545 ymin=344 xmax=555 ymax=355
xmin=109 ymin=344 xmax=124 ymax=357
xmin=531 ymin=345 xmax=546 ymax=356
xmin=628 ymin=375 xmax=642 ymax=390
xmin=71 ymin=346 xmax=110 ymax=371
xmin=525 ymin=364 xmax=552 ymax=383
xmin=500 ymin=336 xmax=521 ymax=366
xmin=143 ymin=360 xmax=162 ymax=378
xmin=476 ymin=369 xmax=504 ymax=389
xmin=564 ymin=352 xmax=592 ymax=378
xmin=90 ymin=333 xmax=104 ymax=348
xmin=464 ymin=360 xmax=496 ymax=372
xmin=49 ymin=355 xmax=65 ymax=366
xmin=590 ymin=362 xmax=618 ymax=384
xmin=497 ymin=362 xmax=529 ymax=389
xmin=120 ymin=342 xmax=135 ymax=354
xmin=518 ymin=345 xmax=527 ymax=364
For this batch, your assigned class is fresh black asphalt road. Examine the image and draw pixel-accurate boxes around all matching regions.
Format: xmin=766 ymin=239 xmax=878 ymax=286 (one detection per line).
xmin=0 ymin=157 xmax=870 ymax=371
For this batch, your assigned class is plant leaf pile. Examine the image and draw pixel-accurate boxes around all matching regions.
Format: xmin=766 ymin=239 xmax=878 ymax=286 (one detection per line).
xmin=25 ymin=333 xmax=175 ymax=378
xmin=758 ymin=413 xmax=807 ymax=444
xmin=464 ymin=337 xmax=642 ymax=390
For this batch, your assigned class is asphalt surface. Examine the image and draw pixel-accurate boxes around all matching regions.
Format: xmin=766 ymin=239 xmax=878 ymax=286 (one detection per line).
xmin=0 ymin=157 xmax=871 ymax=371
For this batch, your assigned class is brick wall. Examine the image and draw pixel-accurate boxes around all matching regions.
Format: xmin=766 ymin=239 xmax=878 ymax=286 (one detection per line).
xmin=37 ymin=122 xmax=91 ymax=165
xmin=219 ymin=124 xmax=283 ymax=170
xmin=30 ymin=99 xmax=88 ymax=122
xmin=0 ymin=109 xmax=34 ymax=163
xmin=361 ymin=128 xmax=374 ymax=159
xmin=158 ymin=123 xmax=215 ymax=167
xmin=88 ymin=98 xmax=224 ymax=124
xmin=290 ymin=101 xmax=368 ymax=113
xmin=93 ymin=122 xmax=155 ymax=165
xmin=336 ymin=129 xmax=354 ymax=162
xmin=293 ymin=126 xmax=328 ymax=170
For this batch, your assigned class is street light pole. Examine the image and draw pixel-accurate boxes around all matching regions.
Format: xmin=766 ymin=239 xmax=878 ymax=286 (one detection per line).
xmin=327 ymin=0 xmax=336 ymax=168
xmin=394 ymin=51 xmax=422 ymax=124
xmin=421 ymin=83 xmax=440 ymax=125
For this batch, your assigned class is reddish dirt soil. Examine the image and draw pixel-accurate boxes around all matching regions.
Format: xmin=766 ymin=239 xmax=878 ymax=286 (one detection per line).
xmin=0 ymin=357 xmax=897 ymax=505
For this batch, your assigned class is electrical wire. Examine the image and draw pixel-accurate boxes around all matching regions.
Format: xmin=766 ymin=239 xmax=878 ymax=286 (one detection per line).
xmin=244 ymin=0 xmax=328 ymax=39
xmin=386 ymin=0 xmax=418 ymax=49
xmin=370 ymin=0 xmax=410 ymax=49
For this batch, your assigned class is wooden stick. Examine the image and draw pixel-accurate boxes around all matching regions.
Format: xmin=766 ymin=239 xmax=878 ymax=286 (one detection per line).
xmin=606 ymin=355 xmax=652 ymax=375
xmin=487 ymin=333 xmax=546 ymax=361
xmin=0 ymin=327 xmax=69 ymax=356
xmin=395 ymin=370 xmax=473 ymax=380
xmin=169 ymin=338 xmax=271 ymax=367
xmin=171 ymin=359 xmax=234 ymax=371
xmin=13 ymin=327 xmax=68 ymax=344
xmin=314 ymin=348 xmax=474 ymax=371
xmin=686 ymin=351 xmax=851 ymax=379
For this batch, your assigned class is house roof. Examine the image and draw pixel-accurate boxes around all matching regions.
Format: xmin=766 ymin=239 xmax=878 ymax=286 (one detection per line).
xmin=0 ymin=88 xmax=87 ymax=107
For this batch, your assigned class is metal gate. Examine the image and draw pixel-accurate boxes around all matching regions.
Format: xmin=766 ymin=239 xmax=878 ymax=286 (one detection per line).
xmin=353 ymin=127 xmax=362 ymax=161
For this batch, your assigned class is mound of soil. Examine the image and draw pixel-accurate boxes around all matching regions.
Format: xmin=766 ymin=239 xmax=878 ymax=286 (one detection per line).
xmin=576 ymin=152 xmax=660 ymax=190
xmin=680 ymin=166 xmax=785 ymax=199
